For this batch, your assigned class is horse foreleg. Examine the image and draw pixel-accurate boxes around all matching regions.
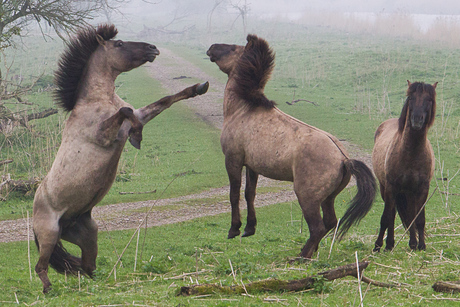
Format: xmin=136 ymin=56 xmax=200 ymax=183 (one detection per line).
xmin=242 ymin=167 xmax=258 ymax=237
xmin=61 ymin=211 xmax=98 ymax=277
xmin=97 ymin=107 xmax=143 ymax=149
xmin=135 ymin=82 xmax=209 ymax=125
xmin=374 ymin=191 xmax=396 ymax=252
xmin=415 ymin=207 xmax=426 ymax=250
xmin=226 ymin=158 xmax=243 ymax=239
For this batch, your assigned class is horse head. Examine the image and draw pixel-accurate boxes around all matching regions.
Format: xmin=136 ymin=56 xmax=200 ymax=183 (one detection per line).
xmin=399 ymin=81 xmax=437 ymax=132
xmin=95 ymin=24 xmax=159 ymax=73
xmin=206 ymin=43 xmax=244 ymax=75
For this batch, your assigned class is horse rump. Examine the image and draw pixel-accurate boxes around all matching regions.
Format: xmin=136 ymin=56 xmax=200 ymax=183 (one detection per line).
xmin=337 ymin=159 xmax=377 ymax=238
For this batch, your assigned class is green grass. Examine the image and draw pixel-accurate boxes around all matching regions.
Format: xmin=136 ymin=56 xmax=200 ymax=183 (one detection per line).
xmin=1 ymin=192 xmax=460 ymax=306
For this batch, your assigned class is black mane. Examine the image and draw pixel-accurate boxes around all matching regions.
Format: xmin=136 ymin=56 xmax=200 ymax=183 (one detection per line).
xmin=234 ymin=34 xmax=276 ymax=109
xmin=54 ymin=24 xmax=118 ymax=111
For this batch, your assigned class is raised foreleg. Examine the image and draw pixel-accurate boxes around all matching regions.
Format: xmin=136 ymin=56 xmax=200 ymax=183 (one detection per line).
xmin=242 ymin=167 xmax=258 ymax=237
xmin=97 ymin=107 xmax=144 ymax=149
xmin=135 ymin=82 xmax=209 ymax=125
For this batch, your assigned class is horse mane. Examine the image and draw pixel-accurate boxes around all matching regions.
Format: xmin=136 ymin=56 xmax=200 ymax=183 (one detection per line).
xmin=398 ymin=81 xmax=437 ymax=132
xmin=233 ymin=34 xmax=276 ymax=109
xmin=54 ymin=24 xmax=119 ymax=112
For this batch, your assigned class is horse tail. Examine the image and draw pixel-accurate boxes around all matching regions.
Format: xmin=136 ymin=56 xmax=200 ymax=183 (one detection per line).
xmin=234 ymin=34 xmax=276 ymax=109
xmin=394 ymin=193 xmax=410 ymax=228
xmin=337 ymin=159 xmax=377 ymax=239
xmin=34 ymin=234 xmax=84 ymax=276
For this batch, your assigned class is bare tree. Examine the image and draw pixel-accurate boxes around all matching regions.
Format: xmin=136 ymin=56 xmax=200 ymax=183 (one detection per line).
xmin=230 ymin=0 xmax=249 ymax=35
xmin=0 ymin=0 xmax=127 ymax=132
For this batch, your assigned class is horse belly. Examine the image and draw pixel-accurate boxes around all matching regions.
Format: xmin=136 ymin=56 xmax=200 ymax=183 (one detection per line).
xmin=40 ymin=141 xmax=123 ymax=214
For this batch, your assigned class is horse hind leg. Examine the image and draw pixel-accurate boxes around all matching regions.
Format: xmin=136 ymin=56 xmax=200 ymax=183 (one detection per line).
xmin=33 ymin=214 xmax=61 ymax=293
xmin=61 ymin=211 xmax=98 ymax=277
xmin=226 ymin=158 xmax=243 ymax=239
xmin=242 ymin=167 xmax=258 ymax=237
xmin=296 ymin=191 xmax=327 ymax=258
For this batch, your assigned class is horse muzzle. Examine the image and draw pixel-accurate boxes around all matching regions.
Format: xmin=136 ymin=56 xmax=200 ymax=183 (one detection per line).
xmin=146 ymin=46 xmax=160 ymax=62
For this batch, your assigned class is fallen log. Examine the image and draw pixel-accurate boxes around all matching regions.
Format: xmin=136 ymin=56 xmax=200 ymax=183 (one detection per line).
xmin=178 ymin=261 xmax=369 ymax=296
xmin=0 ymin=159 xmax=13 ymax=166
xmin=433 ymin=281 xmax=460 ymax=293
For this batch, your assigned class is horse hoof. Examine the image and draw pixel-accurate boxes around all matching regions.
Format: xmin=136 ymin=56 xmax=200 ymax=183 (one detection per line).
xmin=43 ymin=286 xmax=52 ymax=294
xmin=373 ymin=247 xmax=381 ymax=252
xmin=129 ymin=137 xmax=141 ymax=149
xmin=196 ymin=81 xmax=209 ymax=95
xmin=227 ymin=230 xmax=240 ymax=239
xmin=242 ymin=229 xmax=255 ymax=237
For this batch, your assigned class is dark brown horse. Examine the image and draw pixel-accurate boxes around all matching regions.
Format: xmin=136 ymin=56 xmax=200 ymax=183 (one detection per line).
xmin=373 ymin=81 xmax=437 ymax=252
xmin=33 ymin=24 xmax=208 ymax=293
xmin=207 ymin=34 xmax=376 ymax=259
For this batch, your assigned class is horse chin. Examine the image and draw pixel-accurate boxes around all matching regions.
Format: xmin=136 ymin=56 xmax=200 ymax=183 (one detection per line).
xmin=147 ymin=55 xmax=157 ymax=62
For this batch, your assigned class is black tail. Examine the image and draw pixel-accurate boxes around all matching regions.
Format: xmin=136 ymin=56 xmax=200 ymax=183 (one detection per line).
xmin=337 ymin=159 xmax=377 ymax=239
xmin=34 ymin=234 xmax=85 ymax=276
xmin=395 ymin=193 xmax=410 ymax=228
xmin=234 ymin=34 xmax=276 ymax=109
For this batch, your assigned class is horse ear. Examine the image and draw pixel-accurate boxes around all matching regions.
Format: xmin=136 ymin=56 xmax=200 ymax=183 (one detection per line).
xmin=96 ymin=34 xmax=106 ymax=46
xmin=432 ymin=81 xmax=438 ymax=89
xmin=407 ymin=80 xmax=411 ymax=87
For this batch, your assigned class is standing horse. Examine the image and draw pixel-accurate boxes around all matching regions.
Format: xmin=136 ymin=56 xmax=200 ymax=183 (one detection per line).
xmin=207 ymin=34 xmax=376 ymax=259
xmin=33 ymin=24 xmax=208 ymax=293
xmin=373 ymin=81 xmax=437 ymax=252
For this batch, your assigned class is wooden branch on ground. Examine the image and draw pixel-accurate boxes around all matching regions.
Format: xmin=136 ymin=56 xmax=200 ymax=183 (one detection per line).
xmin=433 ymin=281 xmax=460 ymax=293
xmin=119 ymin=190 xmax=156 ymax=195
xmin=0 ymin=176 xmax=41 ymax=194
xmin=178 ymin=261 xmax=371 ymax=296
xmin=0 ymin=159 xmax=13 ymax=166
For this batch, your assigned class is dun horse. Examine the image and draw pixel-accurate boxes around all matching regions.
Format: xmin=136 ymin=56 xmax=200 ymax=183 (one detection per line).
xmin=33 ymin=24 xmax=208 ymax=293
xmin=373 ymin=81 xmax=437 ymax=252
xmin=207 ymin=34 xmax=376 ymax=259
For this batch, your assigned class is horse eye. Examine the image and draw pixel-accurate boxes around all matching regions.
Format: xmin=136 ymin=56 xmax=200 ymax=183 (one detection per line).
xmin=115 ymin=40 xmax=123 ymax=47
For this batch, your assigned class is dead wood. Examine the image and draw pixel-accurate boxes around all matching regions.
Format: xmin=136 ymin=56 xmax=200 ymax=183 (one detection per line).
xmin=286 ymin=99 xmax=318 ymax=106
xmin=178 ymin=261 xmax=369 ymax=296
xmin=432 ymin=281 xmax=460 ymax=293
xmin=119 ymin=190 xmax=156 ymax=195
xmin=0 ymin=175 xmax=40 ymax=195
xmin=23 ymin=108 xmax=58 ymax=123
xmin=0 ymin=159 xmax=13 ymax=166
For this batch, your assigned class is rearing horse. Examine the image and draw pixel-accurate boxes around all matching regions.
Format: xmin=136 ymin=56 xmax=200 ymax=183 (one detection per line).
xmin=33 ymin=24 xmax=208 ymax=293
xmin=207 ymin=34 xmax=376 ymax=259
xmin=373 ymin=81 xmax=437 ymax=252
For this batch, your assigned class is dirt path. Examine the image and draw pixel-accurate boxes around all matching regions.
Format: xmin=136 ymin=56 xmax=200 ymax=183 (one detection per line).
xmin=0 ymin=49 xmax=372 ymax=243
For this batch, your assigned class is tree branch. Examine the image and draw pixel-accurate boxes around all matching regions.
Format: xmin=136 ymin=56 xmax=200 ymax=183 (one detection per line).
xmin=178 ymin=262 xmax=371 ymax=296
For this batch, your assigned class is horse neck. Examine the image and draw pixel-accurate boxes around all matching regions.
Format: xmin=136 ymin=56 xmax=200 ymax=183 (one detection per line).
xmin=78 ymin=53 xmax=119 ymax=105
xmin=223 ymin=77 xmax=247 ymax=118
xmin=399 ymin=123 xmax=429 ymax=153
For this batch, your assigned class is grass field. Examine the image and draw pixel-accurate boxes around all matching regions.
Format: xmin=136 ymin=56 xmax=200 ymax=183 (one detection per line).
xmin=1 ymin=17 xmax=460 ymax=306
